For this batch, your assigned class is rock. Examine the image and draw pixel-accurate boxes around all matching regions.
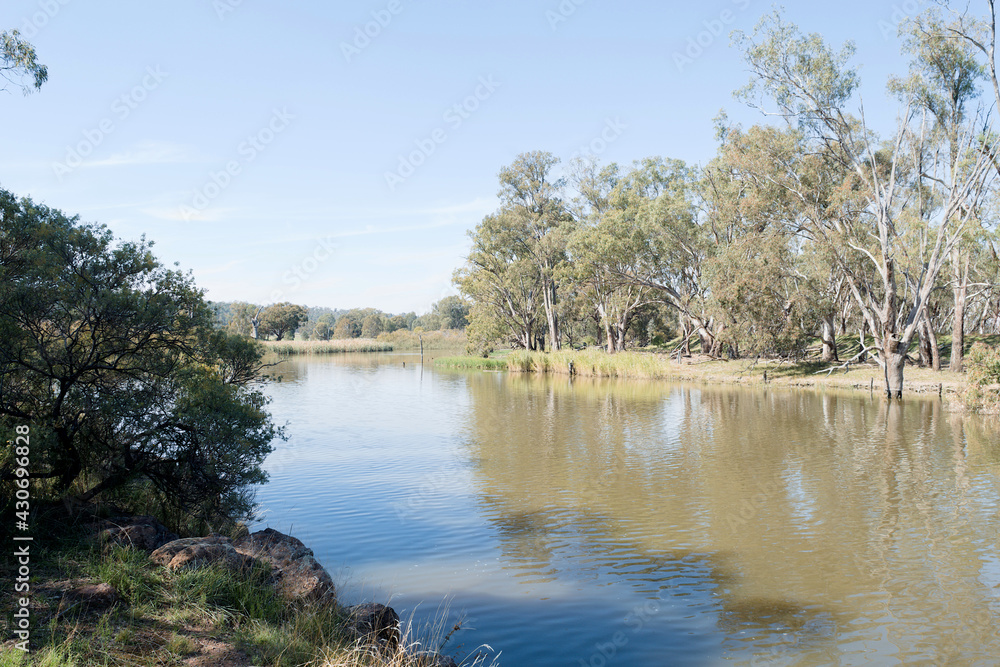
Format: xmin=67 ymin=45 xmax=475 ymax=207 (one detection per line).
xmin=234 ymin=528 xmax=335 ymax=602
xmin=413 ymin=652 xmax=459 ymax=667
xmin=65 ymin=583 xmax=118 ymax=608
xmin=95 ymin=515 xmax=178 ymax=552
xmin=150 ymin=535 xmax=231 ymax=566
xmin=150 ymin=536 xmax=257 ymax=574
xmin=344 ymin=602 xmax=400 ymax=650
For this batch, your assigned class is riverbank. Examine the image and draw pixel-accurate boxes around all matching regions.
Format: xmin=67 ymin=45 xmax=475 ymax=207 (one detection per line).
xmin=264 ymin=339 xmax=394 ymax=355
xmin=0 ymin=511 xmax=483 ymax=667
xmin=436 ymin=349 xmax=970 ymax=398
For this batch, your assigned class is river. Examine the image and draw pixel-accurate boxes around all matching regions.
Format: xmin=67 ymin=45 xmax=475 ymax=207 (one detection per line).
xmin=252 ymin=353 xmax=1000 ymax=666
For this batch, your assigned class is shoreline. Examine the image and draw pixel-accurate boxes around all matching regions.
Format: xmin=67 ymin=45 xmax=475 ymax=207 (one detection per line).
xmin=435 ymin=349 xmax=969 ymax=400
xmin=2 ymin=512 xmax=478 ymax=667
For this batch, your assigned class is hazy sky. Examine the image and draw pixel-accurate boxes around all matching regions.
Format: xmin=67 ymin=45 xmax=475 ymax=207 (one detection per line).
xmin=1 ymin=0 xmax=929 ymax=314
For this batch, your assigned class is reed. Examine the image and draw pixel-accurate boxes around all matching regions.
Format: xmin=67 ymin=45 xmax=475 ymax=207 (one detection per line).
xmin=264 ymin=339 xmax=394 ymax=355
xmin=506 ymin=349 xmax=680 ymax=379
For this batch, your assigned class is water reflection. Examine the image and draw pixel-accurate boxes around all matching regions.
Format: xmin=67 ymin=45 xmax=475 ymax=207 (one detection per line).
xmin=460 ymin=373 xmax=1000 ymax=664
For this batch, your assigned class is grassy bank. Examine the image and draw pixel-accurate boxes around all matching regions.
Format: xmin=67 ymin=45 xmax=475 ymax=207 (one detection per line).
xmin=264 ymin=339 xmax=394 ymax=355
xmin=0 ymin=516 xmax=489 ymax=667
xmin=439 ymin=348 xmax=972 ymax=397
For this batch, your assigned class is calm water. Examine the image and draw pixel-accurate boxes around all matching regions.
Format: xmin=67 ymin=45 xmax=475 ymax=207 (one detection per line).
xmin=252 ymin=353 xmax=1000 ymax=666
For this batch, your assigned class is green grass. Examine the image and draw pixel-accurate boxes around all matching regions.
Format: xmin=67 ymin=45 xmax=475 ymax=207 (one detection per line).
xmin=434 ymin=356 xmax=509 ymax=371
xmin=264 ymin=339 xmax=394 ymax=355
xmin=0 ymin=513 xmax=495 ymax=667
xmin=507 ymin=349 xmax=681 ymax=379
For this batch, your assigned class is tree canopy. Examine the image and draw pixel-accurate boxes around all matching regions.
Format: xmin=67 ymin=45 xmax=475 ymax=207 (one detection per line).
xmin=1 ymin=30 xmax=47 ymax=95
xmin=0 ymin=189 xmax=281 ymax=527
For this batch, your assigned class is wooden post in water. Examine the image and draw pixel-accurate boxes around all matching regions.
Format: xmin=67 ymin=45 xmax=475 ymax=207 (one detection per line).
xmin=419 ymin=333 xmax=424 ymax=364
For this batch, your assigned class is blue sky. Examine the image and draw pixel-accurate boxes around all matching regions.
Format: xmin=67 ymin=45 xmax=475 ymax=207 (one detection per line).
xmin=1 ymin=0 xmax=931 ymax=314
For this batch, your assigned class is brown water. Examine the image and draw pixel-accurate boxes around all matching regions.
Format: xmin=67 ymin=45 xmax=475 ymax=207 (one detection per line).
xmin=255 ymin=355 xmax=1000 ymax=666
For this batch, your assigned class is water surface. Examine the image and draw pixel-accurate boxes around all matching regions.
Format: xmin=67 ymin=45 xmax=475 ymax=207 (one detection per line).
xmin=253 ymin=353 xmax=1000 ymax=666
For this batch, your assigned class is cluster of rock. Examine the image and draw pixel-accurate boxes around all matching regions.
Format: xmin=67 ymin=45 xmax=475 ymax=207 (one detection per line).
xmin=87 ymin=515 xmax=458 ymax=667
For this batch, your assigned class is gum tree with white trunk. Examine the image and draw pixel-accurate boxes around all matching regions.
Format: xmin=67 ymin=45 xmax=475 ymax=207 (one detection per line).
xmin=734 ymin=10 xmax=995 ymax=397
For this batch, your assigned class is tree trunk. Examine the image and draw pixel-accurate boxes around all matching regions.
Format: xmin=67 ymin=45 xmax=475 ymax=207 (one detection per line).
xmin=950 ymin=280 xmax=967 ymax=373
xmin=614 ymin=321 xmax=627 ymax=353
xmin=925 ymin=312 xmax=941 ymax=372
xmin=884 ymin=336 xmax=906 ymax=399
xmin=858 ymin=321 xmax=867 ymax=362
xmin=604 ymin=319 xmax=614 ymax=354
xmin=542 ymin=278 xmax=560 ymax=351
xmin=820 ymin=314 xmax=839 ymax=362
xmin=917 ymin=321 xmax=931 ymax=368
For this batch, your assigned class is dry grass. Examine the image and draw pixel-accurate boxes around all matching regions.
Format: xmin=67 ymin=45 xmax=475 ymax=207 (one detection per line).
xmin=0 ymin=521 xmax=488 ymax=667
xmin=489 ymin=348 xmax=970 ymax=398
xmin=264 ymin=339 xmax=394 ymax=355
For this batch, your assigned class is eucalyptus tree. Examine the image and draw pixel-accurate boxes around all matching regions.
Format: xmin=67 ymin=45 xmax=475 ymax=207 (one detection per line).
xmin=584 ymin=158 xmax=715 ymax=353
xmin=455 ymin=210 xmax=545 ymax=353
xmin=893 ymin=10 xmax=989 ymax=371
xmin=497 ymin=151 xmax=572 ymax=350
xmin=567 ymin=162 xmax=660 ymax=352
xmin=1 ymin=30 xmax=46 ymax=95
xmin=734 ymin=10 xmax=995 ymax=397
xmin=701 ymin=124 xmax=818 ymax=358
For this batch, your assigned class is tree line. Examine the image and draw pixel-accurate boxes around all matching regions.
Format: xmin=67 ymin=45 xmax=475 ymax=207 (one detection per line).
xmin=210 ymin=295 xmax=470 ymax=341
xmin=456 ymin=8 xmax=1000 ymax=397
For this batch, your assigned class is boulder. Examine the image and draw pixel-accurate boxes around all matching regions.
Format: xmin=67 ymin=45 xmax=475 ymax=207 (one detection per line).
xmin=65 ymin=583 xmax=118 ymax=608
xmin=344 ymin=602 xmax=400 ymax=650
xmin=234 ymin=528 xmax=335 ymax=602
xmin=95 ymin=515 xmax=178 ymax=552
xmin=151 ymin=536 xmax=257 ymax=573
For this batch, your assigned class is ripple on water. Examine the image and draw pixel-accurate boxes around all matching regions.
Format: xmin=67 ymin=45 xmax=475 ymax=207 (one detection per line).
xmin=252 ymin=358 xmax=1000 ymax=666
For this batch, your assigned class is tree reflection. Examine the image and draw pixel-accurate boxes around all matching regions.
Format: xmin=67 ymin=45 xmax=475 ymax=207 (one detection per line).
xmin=462 ymin=373 xmax=1000 ymax=662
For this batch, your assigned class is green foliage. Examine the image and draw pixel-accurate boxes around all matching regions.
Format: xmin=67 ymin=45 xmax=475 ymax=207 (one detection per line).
xmin=0 ymin=189 xmax=282 ymax=526
xmin=260 ymin=302 xmax=308 ymax=341
xmin=360 ymin=313 xmax=383 ymax=338
xmin=333 ymin=314 xmax=360 ymax=339
xmin=964 ymin=343 xmax=1000 ymax=412
xmin=1 ymin=29 xmax=47 ymax=95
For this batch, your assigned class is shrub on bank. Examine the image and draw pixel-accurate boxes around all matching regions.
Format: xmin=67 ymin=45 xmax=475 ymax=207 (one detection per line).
xmin=964 ymin=342 xmax=1000 ymax=413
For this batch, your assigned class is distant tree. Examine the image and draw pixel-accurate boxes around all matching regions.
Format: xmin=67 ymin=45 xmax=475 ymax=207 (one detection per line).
xmin=413 ymin=311 xmax=442 ymax=331
xmin=260 ymin=302 xmax=308 ymax=340
xmin=385 ymin=314 xmax=408 ymax=333
xmin=0 ymin=190 xmax=280 ymax=525
xmin=432 ymin=295 xmax=471 ymax=329
xmin=360 ymin=313 xmax=383 ymax=338
xmin=311 ymin=313 xmax=336 ymax=340
xmin=333 ymin=315 xmax=360 ymax=339
xmin=226 ymin=301 xmax=259 ymax=338
xmin=1 ymin=30 xmax=47 ymax=95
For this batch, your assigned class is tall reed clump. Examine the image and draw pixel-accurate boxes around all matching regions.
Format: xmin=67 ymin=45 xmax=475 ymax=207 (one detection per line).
xmin=963 ymin=342 xmax=1000 ymax=413
xmin=506 ymin=349 xmax=679 ymax=379
xmin=264 ymin=339 xmax=394 ymax=356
